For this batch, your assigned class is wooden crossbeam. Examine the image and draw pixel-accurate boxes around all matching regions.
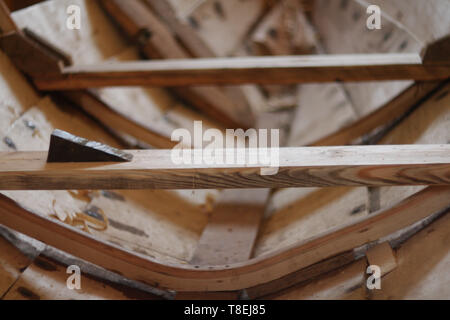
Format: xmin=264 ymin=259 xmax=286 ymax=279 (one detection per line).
xmin=32 ymin=53 xmax=450 ymax=90
xmin=0 ymin=145 xmax=449 ymax=190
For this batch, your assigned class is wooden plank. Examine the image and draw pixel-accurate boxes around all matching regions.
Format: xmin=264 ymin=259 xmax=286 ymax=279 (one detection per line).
xmin=310 ymin=81 xmax=443 ymax=146
xmin=190 ymin=189 xmax=269 ymax=266
xmin=98 ymin=0 xmax=254 ymax=129
xmin=245 ymin=251 xmax=356 ymax=299
xmin=275 ymin=208 xmax=450 ymax=300
xmin=0 ymin=235 xmax=32 ymax=298
xmin=0 ymin=145 xmax=449 ymax=190
xmin=0 ymin=0 xmax=16 ymax=34
xmin=0 ymin=144 xmax=449 ymax=190
xmin=376 ymin=82 xmax=450 ymax=211
xmin=176 ymin=0 xmax=284 ymax=287
xmin=32 ymin=53 xmax=450 ymax=90
xmin=0 ymin=185 xmax=448 ymax=292
xmin=271 ymin=258 xmax=367 ymax=300
xmin=3 ymin=255 xmax=160 ymax=300
xmin=370 ymin=210 xmax=450 ymax=299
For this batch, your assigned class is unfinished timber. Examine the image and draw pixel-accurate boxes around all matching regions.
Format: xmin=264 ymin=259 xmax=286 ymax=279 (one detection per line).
xmin=0 ymin=145 xmax=449 ymax=190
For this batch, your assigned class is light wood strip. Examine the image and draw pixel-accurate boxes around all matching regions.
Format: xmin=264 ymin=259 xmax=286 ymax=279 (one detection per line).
xmin=0 ymin=145 xmax=449 ymax=190
xmin=33 ymin=53 xmax=450 ymax=90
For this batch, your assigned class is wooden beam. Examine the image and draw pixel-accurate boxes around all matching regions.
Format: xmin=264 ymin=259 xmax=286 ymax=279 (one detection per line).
xmin=32 ymin=53 xmax=450 ymax=90
xmin=143 ymin=0 xmax=216 ymax=58
xmin=183 ymin=189 xmax=269 ymax=300
xmin=0 ymin=186 xmax=448 ymax=292
xmin=0 ymin=0 xmax=17 ymax=34
xmin=2 ymin=254 xmax=160 ymax=300
xmin=0 ymin=145 xmax=449 ymax=190
xmin=190 ymin=189 xmax=269 ymax=266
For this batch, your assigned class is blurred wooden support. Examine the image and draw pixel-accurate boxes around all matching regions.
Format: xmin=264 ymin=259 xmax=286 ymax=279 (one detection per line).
xmin=311 ymin=81 xmax=443 ymax=146
xmin=60 ymin=90 xmax=177 ymax=149
xmin=246 ymin=251 xmax=355 ymax=299
xmin=144 ymin=0 xmax=216 ymax=58
xmin=187 ymin=189 xmax=269 ymax=300
xmin=0 ymin=185 xmax=448 ymax=292
xmin=0 ymin=236 xmax=32 ymax=298
xmin=32 ymin=53 xmax=450 ymax=90
xmin=0 ymin=5 xmax=180 ymax=150
xmin=0 ymin=0 xmax=17 ymax=34
xmin=2 ymin=255 xmax=160 ymax=300
xmin=0 ymin=145 xmax=449 ymax=190
xmin=99 ymin=0 xmax=254 ymax=129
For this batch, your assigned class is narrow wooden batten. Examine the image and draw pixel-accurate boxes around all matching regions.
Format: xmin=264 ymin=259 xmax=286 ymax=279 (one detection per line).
xmin=0 ymin=145 xmax=449 ymax=190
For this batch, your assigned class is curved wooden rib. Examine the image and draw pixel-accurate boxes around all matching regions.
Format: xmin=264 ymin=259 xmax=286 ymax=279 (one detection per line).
xmin=59 ymin=90 xmax=177 ymax=149
xmin=310 ymin=81 xmax=443 ymax=146
xmin=0 ymin=186 xmax=448 ymax=292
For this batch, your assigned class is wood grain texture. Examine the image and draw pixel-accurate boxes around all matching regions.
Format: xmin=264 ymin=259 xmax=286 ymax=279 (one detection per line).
xmin=0 ymin=235 xmax=32 ymax=298
xmin=0 ymin=185 xmax=448 ymax=292
xmin=0 ymin=145 xmax=449 ymax=190
xmin=32 ymin=53 xmax=450 ymax=90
